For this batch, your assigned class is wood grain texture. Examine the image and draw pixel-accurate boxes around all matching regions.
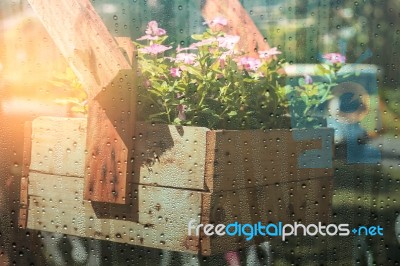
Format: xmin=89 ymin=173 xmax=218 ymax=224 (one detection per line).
xmin=84 ymin=70 xmax=136 ymax=203
xmin=29 ymin=117 xmax=87 ymax=177
xmin=207 ymin=129 xmax=334 ymax=191
xmin=132 ymin=123 xmax=208 ymax=190
xmin=19 ymin=121 xmax=32 ymax=229
xmin=202 ymin=0 xmax=270 ymax=58
xmin=28 ymin=117 xmax=333 ymax=191
xmin=26 ymin=0 xmax=131 ymax=99
xmin=27 ymin=0 xmax=137 ymax=203
xmin=200 ymin=177 xmax=333 ymax=255
xmin=27 ymin=173 xmax=202 ymax=253
xmin=25 ymin=117 xmax=333 ymax=254
xmin=115 ymin=37 xmax=136 ymax=66
xmin=26 ymin=172 xmax=331 ymax=255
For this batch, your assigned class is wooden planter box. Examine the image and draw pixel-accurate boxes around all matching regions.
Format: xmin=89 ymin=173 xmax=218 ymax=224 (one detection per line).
xmin=20 ymin=116 xmax=334 ymax=255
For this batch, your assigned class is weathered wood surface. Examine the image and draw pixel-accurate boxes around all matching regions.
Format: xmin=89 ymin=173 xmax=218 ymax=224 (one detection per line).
xmin=29 ymin=117 xmax=87 ymax=177
xmin=19 ymin=122 xmax=32 ymax=228
xmin=29 ymin=117 xmax=333 ymax=192
xmin=30 ymin=117 xmax=209 ymax=190
xmin=27 ymin=173 xmax=202 ymax=254
xmin=132 ymin=124 xmax=208 ymax=190
xmin=202 ymin=0 xmax=270 ymax=58
xmin=27 ymin=172 xmax=332 ymax=255
xmin=24 ymin=117 xmax=333 ymax=254
xmin=200 ymin=177 xmax=333 ymax=255
xmin=26 ymin=0 xmax=132 ymax=99
xmin=115 ymin=37 xmax=136 ymax=66
xmin=27 ymin=0 xmax=137 ymax=204
xmin=206 ymin=129 xmax=334 ymax=191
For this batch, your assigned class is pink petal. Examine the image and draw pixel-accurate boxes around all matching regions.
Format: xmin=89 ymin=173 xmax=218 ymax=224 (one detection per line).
xmin=139 ymin=44 xmax=172 ymax=55
xmin=323 ymin=53 xmax=346 ymax=64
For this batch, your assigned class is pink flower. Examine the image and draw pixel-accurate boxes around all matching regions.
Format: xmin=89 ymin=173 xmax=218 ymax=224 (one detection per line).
xmin=176 ymin=45 xmax=197 ymax=53
xmin=304 ymin=75 xmax=313 ymax=84
xmin=217 ymin=35 xmax=240 ymax=50
xmin=239 ymin=57 xmax=261 ymax=72
xmin=219 ymin=51 xmax=234 ymax=68
xmin=137 ymin=21 xmax=167 ymax=40
xmin=190 ymin=38 xmax=217 ymax=48
xmin=176 ymin=93 xmax=185 ymax=99
xmin=176 ymin=53 xmax=197 ymax=64
xmin=139 ymin=44 xmax=172 ymax=55
xmin=204 ymin=16 xmax=228 ymax=26
xmin=259 ymin=47 xmax=282 ymax=59
xmin=323 ymin=53 xmax=346 ymax=64
xmin=189 ymin=35 xmax=239 ymax=50
xmin=145 ymin=21 xmax=166 ymax=36
xmin=177 ymin=104 xmax=187 ymax=121
xmin=170 ymin=68 xmax=182 ymax=78
xmin=137 ymin=35 xmax=159 ymax=41
xmin=219 ymin=54 xmax=227 ymax=68
xmin=144 ymin=79 xmax=152 ymax=88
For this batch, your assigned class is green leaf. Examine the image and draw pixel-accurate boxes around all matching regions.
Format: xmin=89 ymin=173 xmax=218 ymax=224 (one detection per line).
xmin=191 ymin=34 xmax=204 ymax=41
xmin=227 ymin=111 xmax=237 ymax=117
xmin=298 ymin=78 xmax=306 ymax=86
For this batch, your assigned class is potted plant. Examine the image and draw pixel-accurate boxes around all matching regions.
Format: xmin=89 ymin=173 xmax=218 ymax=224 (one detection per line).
xmin=134 ymin=19 xmax=289 ymax=130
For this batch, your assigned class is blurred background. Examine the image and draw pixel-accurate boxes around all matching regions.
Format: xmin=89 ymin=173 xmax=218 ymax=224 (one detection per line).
xmin=0 ymin=0 xmax=399 ymax=265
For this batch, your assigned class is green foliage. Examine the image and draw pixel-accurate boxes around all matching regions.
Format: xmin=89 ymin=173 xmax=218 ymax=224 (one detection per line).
xmin=287 ymin=57 xmax=346 ymax=128
xmin=135 ymin=21 xmax=289 ymax=130
xmin=50 ymin=67 xmax=88 ymax=114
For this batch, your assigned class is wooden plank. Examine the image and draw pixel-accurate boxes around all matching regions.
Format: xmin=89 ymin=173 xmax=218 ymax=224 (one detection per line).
xmin=132 ymin=124 xmax=208 ymax=190
xmin=29 ymin=117 xmax=333 ymax=191
xmin=27 ymin=0 xmax=137 ymax=203
xmin=29 ymin=116 xmax=86 ymax=177
xmin=26 ymin=0 xmax=131 ymax=99
xmin=201 ymin=176 xmax=333 ymax=255
xmin=202 ymin=0 xmax=270 ymax=57
xmin=19 ymin=121 xmax=32 ymax=229
xmin=27 ymin=172 xmax=202 ymax=253
xmin=206 ymin=129 xmax=334 ymax=191
xmin=115 ymin=37 xmax=136 ymax=66
xmin=26 ymin=171 xmax=332 ymax=255
xmin=85 ymin=72 xmax=136 ymax=203
xmin=29 ymin=117 xmax=210 ymax=190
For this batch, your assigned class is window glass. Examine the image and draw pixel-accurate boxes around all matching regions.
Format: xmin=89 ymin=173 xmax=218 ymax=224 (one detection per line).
xmin=0 ymin=1 xmax=399 ymax=265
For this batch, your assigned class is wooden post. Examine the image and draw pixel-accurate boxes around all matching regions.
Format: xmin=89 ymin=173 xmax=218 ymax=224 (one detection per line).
xmin=18 ymin=122 xmax=32 ymax=229
xmin=202 ymin=0 xmax=271 ymax=57
xmin=27 ymin=0 xmax=136 ymax=204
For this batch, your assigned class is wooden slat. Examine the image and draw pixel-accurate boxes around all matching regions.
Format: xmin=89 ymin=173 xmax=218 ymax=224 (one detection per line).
xmin=202 ymin=0 xmax=270 ymax=57
xmin=19 ymin=121 xmax=32 ymax=229
xmin=115 ymin=37 xmax=136 ymax=66
xmin=206 ymin=129 xmax=334 ymax=191
xmin=26 ymin=171 xmax=332 ymax=255
xmin=85 ymin=71 xmax=136 ymax=203
xmin=27 ymin=172 xmax=202 ymax=253
xmin=29 ymin=116 xmax=86 ymax=177
xmin=29 ymin=117 xmax=210 ymax=190
xmin=27 ymin=0 xmax=137 ymax=203
xmin=132 ymin=124 xmax=208 ymax=190
xmin=26 ymin=0 xmax=131 ymax=99
xmin=28 ymin=117 xmax=333 ymax=191
xmin=201 ymin=177 xmax=333 ymax=255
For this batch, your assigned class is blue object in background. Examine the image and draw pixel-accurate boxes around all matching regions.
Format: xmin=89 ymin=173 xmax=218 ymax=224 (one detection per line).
xmin=286 ymin=64 xmax=382 ymax=164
